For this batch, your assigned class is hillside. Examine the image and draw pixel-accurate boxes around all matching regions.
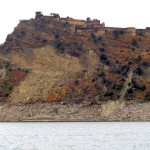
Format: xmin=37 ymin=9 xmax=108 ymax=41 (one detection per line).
xmin=0 ymin=12 xmax=150 ymax=121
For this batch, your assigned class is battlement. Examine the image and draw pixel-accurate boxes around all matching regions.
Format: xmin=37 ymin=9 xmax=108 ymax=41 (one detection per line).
xmin=86 ymin=20 xmax=100 ymax=27
xmin=67 ymin=19 xmax=86 ymax=26
xmin=75 ymin=22 xmax=105 ymax=36
xmin=35 ymin=12 xmax=103 ymax=27
xmin=105 ymin=27 xmax=136 ymax=36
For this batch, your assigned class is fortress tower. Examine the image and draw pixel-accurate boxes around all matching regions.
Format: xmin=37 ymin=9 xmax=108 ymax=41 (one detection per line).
xmin=35 ymin=12 xmax=43 ymax=19
xmin=146 ymin=27 xmax=150 ymax=35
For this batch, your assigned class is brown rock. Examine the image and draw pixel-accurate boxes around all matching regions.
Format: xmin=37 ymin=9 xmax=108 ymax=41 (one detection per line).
xmin=60 ymin=86 xmax=67 ymax=96
xmin=45 ymin=93 xmax=60 ymax=102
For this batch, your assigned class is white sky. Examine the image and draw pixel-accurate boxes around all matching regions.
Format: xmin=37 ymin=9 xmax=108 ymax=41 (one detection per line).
xmin=0 ymin=0 xmax=150 ymax=44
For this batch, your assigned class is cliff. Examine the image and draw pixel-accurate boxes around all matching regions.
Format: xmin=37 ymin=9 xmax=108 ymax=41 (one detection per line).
xmin=0 ymin=12 xmax=150 ymax=121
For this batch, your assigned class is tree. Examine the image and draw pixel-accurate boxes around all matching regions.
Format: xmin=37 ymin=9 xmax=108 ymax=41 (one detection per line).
xmin=50 ymin=13 xmax=60 ymax=18
xmin=86 ymin=17 xmax=91 ymax=21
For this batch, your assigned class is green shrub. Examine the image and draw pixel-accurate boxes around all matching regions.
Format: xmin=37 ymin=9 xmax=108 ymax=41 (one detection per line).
xmin=55 ymin=42 xmax=65 ymax=52
xmin=113 ymin=84 xmax=123 ymax=90
xmin=7 ymin=86 xmax=13 ymax=91
xmin=99 ymin=47 xmax=105 ymax=52
xmin=7 ymin=67 xmax=12 ymax=72
xmin=74 ymin=80 xmax=79 ymax=86
xmin=116 ymin=60 xmax=119 ymax=64
xmin=54 ymin=34 xmax=59 ymax=39
xmin=3 ymin=80 xmax=8 ymax=86
xmin=141 ymin=61 xmax=149 ymax=68
xmin=3 ymin=93 xmax=9 ymax=97
xmin=113 ymin=30 xmax=124 ymax=39
xmin=133 ymin=81 xmax=146 ymax=91
xmin=135 ymin=68 xmax=143 ymax=76
xmin=23 ymin=69 xmax=29 ymax=73
xmin=136 ymin=55 xmax=142 ymax=64
xmin=0 ymin=84 xmax=4 ymax=88
xmin=131 ymin=39 xmax=138 ymax=47
xmin=100 ymin=54 xmax=107 ymax=61
xmin=91 ymin=33 xmax=98 ymax=43
xmin=127 ymin=88 xmax=134 ymax=94
xmin=144 ymin=93 xmax=150 ymax=101
xmin=104 ymin=92 xmax=113 ymax=97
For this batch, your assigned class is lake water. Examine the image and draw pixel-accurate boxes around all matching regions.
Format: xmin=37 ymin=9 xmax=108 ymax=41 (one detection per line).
xmin=0 ymin=122 xmax=149 ymax=150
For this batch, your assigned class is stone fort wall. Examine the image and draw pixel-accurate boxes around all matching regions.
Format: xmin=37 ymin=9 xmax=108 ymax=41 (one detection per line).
xmin=35 ymin=12 xmax=150 ymax=37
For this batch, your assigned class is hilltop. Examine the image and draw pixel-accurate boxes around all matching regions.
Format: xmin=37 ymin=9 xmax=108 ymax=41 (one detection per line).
xmin=0 ymin=12 xmax=150 ymax=121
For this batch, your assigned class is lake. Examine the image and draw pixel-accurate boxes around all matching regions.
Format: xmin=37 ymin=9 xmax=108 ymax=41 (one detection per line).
xmin=0 ymin=122 xmax=149 ymax=150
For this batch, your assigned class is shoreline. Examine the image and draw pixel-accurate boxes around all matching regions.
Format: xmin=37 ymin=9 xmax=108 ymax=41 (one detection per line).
xmin=0 ymin=100 xmax=149 ymax=121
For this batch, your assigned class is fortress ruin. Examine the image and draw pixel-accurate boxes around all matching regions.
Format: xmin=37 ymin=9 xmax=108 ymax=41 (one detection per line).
xmin=35 ymin=12 xmax=150 ymax=37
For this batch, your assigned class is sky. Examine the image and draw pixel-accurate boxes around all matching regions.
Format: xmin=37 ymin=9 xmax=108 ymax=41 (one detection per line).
xmin=0 ymin=0 xmax=150 ymax=44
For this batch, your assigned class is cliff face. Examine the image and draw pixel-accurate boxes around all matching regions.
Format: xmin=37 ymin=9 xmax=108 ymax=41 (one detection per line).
xmin=0 ymin=13 xmax=150 ymax=107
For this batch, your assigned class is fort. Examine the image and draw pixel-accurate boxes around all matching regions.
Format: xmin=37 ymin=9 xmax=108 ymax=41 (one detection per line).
xmin=35 ymin=12 xmax=150 ymax=37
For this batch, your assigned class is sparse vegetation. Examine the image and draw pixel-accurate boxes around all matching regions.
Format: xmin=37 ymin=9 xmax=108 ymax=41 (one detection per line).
xmin=136 ymin=55 xmax=142 ymax=65
xmin=99 ymin=47 xmax=105 ymax=52
xmin=55 ymin=34 xmax=59 ymax=39
xmin=91 ymin=33 xmax=99 ymax=43
xmin=7 ymin=67 xmax=12 ymax=72
xmin=113 ymin=84 xmax=123 ymax=90
xmin=23 ymin=69 xmax=29 ymax=73
xmin=135 ymin=68 xmax=143 ymax=76
xmin=113 ymin=30 xmax=124 ymax=38
xmin=144 ymin=93 xmax=150 ymax=102
xmin=0 ymin=61 xmax=28 ymax=100
xmin=1 ymin=13 xmax=150 ymax=108
xmin=131 ymin=39 xmax=138 ymax=47
xmin=100 ymin=54 xmax=107 ymax=61
xmin=104 ymin=92 xmax=113 ymax=97
xmin=3 ymin=93 xmax=9 ymax=97
xmin=141 ymin=61 xmax=149 ymax=68
xmin=74 ymin=80 xmax=79 ymax=86
xmin=127 ymin=88 xmax=134 ymax=94
xmin=7 ymin=86 xmax=13 ymax=91
xmin=55 ymin=41 xmax=65 ymax=52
